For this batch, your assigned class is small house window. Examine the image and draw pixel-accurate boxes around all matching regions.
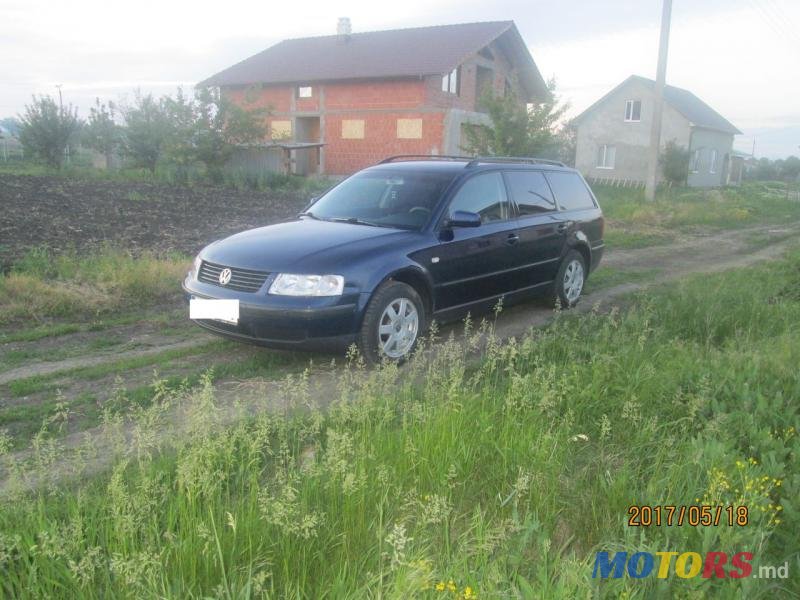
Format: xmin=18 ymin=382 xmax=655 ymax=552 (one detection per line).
xmin=709 ymin=149 xmax=717 ymax=173
xmin=441 ymin=67 xmax=460 ymax=95
xmin=690 ymin=149 xmax=701 ymax=173
xmin=297 ymin=86 xmax=313 ymax=98
xmin=624 ymin=100 xmax=641 ymax=122
xmin=597 ymin=144 xmax=616 ymax=169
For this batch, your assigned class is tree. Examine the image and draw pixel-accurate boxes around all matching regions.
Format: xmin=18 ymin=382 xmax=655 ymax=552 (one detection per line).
xmin=779 ymin=156 xmax=800 ymax=181
xmin=18 ymin=95 xmax=81 ymax=168
xmin=659 ymin=140 xmax=690 ymax=185
xmin=556 ymin=119 xmax=577 ymax=167
xmin=83 ymin=99 xmax=122 ymax=168
xmin=190 ymin=86 xmax=267 ymax=181
xmin=461 ymin=78 xmax=568 ymax=159
xmin=120 ymin=92 xmax=172 ymax=172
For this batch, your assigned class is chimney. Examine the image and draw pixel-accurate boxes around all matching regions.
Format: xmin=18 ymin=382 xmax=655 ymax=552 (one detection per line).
xmin=337 ymin=17 xmax=352 ymax=36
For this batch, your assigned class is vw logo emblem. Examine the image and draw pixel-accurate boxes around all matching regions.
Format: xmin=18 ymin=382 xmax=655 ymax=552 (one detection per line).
xmin=218 ymin=268 xmax=232 ymax=285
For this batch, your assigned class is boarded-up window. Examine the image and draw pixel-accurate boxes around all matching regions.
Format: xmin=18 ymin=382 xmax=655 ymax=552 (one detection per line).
xmin=341 ymin=119 xmax=365 ymax=139
xmin=397 ymin=118 xmax=423 ymax=139
xmin=270 ymin=120 xmax=292 ymax=139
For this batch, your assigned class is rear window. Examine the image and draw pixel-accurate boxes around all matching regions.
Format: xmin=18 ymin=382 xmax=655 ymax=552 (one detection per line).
xmin=545 ymin=172 xmax=596 ymax=211
xmin=504 ymin=171 xmax=556 ymax=215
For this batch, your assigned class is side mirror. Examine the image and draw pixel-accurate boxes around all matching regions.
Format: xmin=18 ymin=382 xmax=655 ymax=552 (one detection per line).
xmin=446 ymin=210 xmax=482 ymax=228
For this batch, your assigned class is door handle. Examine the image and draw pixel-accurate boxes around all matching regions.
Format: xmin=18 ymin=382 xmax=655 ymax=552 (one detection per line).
xmin=506 ymin=233 xmax=520 ymax=246
xmin=557 ymin=222 xmax=572 ymax=233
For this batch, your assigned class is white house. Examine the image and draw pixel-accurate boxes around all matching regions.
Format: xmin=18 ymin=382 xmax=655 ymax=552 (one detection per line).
xmin=573 ymin=75 xmax=741 ymax=187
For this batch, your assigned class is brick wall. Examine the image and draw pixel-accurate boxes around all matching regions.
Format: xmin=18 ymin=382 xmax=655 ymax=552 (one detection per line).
xmin=324 ymin=112 xmax=445 ymax=174
xmin=223 ymin=46 xmax=525 ymax=175
xmin=324 ymin=80 xmax=427 ymax=110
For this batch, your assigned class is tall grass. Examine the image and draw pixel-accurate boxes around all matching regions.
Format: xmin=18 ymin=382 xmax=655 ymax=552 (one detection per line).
xmin=0 ymin=251 xmax=798 ymax=597
xmin=0 ymin=161 xmax=337 ymax=195
xmin=597 ymin=181 xmax=800 ymax=232
xmin=0 ymin=247 xmax=189 ymax=324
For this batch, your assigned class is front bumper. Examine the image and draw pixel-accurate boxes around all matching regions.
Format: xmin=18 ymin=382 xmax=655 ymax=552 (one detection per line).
xmin=182 ymin=276 xmax=365 ymax=352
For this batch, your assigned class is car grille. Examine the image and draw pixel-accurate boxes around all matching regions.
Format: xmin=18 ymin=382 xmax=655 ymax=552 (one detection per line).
xmin=198 ymin=261 xmax=270 ymax=293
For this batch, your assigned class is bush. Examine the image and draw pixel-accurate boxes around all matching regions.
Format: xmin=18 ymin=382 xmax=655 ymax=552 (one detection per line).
xmin=659 ymin=139 xmax=689 ymax=185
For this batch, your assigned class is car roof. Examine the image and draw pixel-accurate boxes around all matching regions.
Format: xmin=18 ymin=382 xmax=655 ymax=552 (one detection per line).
xmin=361 ymin=159 xmax=575 ymax=175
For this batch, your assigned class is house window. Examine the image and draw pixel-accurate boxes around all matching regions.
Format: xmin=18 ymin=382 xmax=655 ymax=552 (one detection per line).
xmin=341 ymin=119 xmax=365 ymax=139
xmin=624 ymin=99 xmax=642 ymax=122
xmin=709 ymin=149 xmax=717 ymax=173
xmin=596 ymin=144 xmax=616 ymax=169
xmin=397 ymin=118 xmax=423 ymax=139
xmin=441 ymin=67 xmax=460 ymax=95
xmin=297 ymin=86 xmax=312 ymax=98
xmin=270 ymin=120 xmax=292 ymax=140
xmin=690 ymin=149 xmax=701 ymax=173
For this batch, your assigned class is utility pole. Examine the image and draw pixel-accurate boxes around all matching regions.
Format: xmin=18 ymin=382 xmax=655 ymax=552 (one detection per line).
xmin=645 ymin=0 xmax=673 ymax=201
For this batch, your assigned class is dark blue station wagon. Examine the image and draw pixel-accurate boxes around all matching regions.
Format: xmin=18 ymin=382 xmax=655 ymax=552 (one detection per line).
xmin=183 ymin=156 xmax=605 ymax=362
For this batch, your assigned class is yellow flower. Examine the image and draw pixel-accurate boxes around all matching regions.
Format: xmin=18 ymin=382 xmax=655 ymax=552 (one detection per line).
xmin=463 ymin=586 xmax=476 ymax=599
xmin=447 ymin=580 xmax=457 ymax=592
xmin=435 ymin=582 xmax=446 ymax=592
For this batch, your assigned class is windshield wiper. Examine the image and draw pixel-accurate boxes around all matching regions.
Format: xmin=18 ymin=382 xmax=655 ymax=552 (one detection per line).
xmin=329 ymin=217 xmax=392 ymax=228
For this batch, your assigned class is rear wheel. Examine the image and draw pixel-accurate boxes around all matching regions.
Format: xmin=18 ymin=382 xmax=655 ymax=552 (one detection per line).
xmin=553 ymin=250 xmax=586 ymax=308
xmin=358 ymin=281 xmax=425 ymax=364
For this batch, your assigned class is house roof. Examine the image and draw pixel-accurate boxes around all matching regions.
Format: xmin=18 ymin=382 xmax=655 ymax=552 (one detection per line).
xmin=200 ymin=21 xmax=548 ymax=100
xmin=574 ymin=75 xmax=741 ymax=135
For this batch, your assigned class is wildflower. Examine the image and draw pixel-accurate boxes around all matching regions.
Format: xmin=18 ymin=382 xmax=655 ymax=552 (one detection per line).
xmin=447 ymin=579 xmax=457 ymax=592
xmin=435 ymin=581 xmax=446 ymax=592
xmin=463 ymin=586 xmax=476 ymax=599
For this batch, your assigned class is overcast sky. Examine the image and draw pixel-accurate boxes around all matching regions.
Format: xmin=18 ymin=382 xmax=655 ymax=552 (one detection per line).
xmin=2 ymin=0 xmax=799 ymax=157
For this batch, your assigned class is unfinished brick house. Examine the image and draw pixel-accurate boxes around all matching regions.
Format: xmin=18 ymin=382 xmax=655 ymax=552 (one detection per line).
xmin=201 ymin=20 xmax=548 ymax=175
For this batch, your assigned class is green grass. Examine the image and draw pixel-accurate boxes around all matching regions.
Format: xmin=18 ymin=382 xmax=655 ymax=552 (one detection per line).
xmin=0 ymin=249 xmax=798 ymax=597
xmin=0 ymin=247 xmax=189 ymax=325
xmin=5 ymin=340 xmax=225 ymax=397
xmin=0 ymin=161 xmax=337 ymax=194
xmin=584 ymin=265 xmax=662 ymax=293
xmin=597 ymin=181 xmax=800 ymax=250
xmin=0 ymin=343 xmax=316 ymax=449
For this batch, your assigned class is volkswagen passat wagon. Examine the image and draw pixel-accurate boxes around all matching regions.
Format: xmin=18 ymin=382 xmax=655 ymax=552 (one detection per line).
xmin=183 ymin=156 xmax=604 ymax=362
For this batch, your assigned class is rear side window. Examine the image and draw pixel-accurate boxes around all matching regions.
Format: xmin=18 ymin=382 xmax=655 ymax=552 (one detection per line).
xmin=448 ymin=172 xmax=510 ymax=223
xmin=504 ymin=171 xmax=556 ymax=215
xmin=546 ymin=172 xmax=596 ymax=211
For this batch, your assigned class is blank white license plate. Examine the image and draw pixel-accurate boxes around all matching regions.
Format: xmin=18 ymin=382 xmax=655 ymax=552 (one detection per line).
xmin=190 ymin=298 xmax=239 ymax=325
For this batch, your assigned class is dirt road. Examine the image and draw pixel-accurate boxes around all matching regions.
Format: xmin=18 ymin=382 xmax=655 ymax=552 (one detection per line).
xmin=0 ymin=220 xmax=798 ymax=490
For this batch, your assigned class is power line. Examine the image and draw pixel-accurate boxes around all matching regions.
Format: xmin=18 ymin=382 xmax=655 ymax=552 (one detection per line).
xmin=746 ymin=0 xmax=800 ymax=49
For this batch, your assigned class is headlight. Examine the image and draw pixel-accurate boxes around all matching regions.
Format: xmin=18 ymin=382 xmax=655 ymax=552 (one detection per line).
xmin=191 ymin=255 xmax=202 ymax=280
xmin=268 ymin=274 xmax=344 ymax=296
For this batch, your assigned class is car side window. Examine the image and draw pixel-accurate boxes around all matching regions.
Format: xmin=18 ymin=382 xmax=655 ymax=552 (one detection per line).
xmin=545 ymin=172 xmax=596 ymax=211
xmin=447 ymin=172 xmax=510 ymax=223
xmin=504 ymin=171 xmax=556 ymax=215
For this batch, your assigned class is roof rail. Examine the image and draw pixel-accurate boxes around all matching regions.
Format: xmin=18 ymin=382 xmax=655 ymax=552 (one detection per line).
xmin=377 ymin=154 xmax=473 ymax=164
xmin=465 ymin=156 xmax=567 ymax=168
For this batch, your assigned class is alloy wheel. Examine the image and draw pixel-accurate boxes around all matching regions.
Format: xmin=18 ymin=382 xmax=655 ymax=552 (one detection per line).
xmin=377 ymin=297 xmax=419 ymax=359
xmin=563 ymin=259 xmax=584 ymax=304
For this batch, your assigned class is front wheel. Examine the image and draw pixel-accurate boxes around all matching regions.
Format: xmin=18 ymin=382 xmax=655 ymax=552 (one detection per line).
xmin=553 ymin=250 xmax=586 ymax=308
xmin=358 ymin=281 xmax=425 ymax=364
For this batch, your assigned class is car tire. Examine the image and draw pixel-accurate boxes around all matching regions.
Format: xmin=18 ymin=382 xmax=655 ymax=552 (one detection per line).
xmin=358 ymin=281 xmax=426 ymax=364
xmin=553 ymin=250 xmax=587 ymax=308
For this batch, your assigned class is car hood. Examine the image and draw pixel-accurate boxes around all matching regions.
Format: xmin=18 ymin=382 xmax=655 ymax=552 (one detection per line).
xmin=202 ymin=219 xmax=420 ymax=272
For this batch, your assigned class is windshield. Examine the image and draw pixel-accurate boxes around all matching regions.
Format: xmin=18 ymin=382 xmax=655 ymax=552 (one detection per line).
xmin=307 ymin=170 xmax=456 ymax=230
